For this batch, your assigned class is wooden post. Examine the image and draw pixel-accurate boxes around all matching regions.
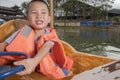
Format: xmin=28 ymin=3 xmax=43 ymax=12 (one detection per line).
xmin=50 ymin=0 xmax=54 ymax=27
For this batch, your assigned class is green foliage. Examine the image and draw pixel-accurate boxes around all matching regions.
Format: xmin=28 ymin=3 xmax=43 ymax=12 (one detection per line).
xmin=113 ymin=16 xmax=120 ymax=22
xmin=21 ymin=1 xmax=30 ymax=16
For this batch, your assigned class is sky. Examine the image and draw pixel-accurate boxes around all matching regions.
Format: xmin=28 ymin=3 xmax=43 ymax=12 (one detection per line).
xmin=0 ymin=0 xmax=30 ymax=7
xmin=0 ymin=0 xmax=120 ymax=9
xmin=112 ymin=0 xmax=120 ymax=9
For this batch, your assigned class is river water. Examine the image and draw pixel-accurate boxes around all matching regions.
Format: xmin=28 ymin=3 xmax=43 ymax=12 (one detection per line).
xmin=55 ymin=26 xmax=120 ymax=60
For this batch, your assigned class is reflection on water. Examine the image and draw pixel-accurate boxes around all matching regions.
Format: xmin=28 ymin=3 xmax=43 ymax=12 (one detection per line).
xmin=55 ymin=26 xmax=120 ymax=60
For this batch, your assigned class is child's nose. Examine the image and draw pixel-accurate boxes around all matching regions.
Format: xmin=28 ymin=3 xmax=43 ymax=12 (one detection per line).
xmin=37 ymin=13 xmax=42 ymax=18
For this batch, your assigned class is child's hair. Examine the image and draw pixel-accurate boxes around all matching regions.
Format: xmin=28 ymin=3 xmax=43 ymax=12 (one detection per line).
xmin=26 ymin=0 xmax=49 ymax=15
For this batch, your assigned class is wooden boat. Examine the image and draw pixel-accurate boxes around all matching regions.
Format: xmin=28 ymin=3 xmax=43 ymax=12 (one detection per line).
xmin=0 ymin=19 xmax=116 ymax=80
xmin=1 ymin=0 xmax=119 ymax=80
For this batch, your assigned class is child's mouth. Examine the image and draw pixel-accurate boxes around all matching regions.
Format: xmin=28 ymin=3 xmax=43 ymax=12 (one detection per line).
xmin=36 ymin=20 xmax=43 ymax=25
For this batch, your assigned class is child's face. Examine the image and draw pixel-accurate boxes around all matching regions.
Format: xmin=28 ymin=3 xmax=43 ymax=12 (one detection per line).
xmin=27 ymin=1 xmax=50 ymax=30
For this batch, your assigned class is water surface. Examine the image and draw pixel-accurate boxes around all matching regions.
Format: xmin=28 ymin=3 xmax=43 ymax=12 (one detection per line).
xmin=55 ymin=26 xmax=120 ymax=60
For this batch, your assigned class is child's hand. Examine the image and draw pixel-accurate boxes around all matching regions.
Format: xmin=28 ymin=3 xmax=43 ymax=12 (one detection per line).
xmin=0 ymin=41 xmax=7 ymax=51
xmin=14 ymin=58 xmax=38 ymax=75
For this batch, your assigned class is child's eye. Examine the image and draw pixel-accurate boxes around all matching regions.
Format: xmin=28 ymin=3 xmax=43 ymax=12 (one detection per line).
xmin=31 ymin=11 xmax=37 ymax=14
xmin=42 ymin=12 xmax=46 ymax=14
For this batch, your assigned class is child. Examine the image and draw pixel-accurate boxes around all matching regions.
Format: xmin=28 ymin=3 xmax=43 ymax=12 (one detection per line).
xmin=0 ymin=0 xmax=73 ymax=79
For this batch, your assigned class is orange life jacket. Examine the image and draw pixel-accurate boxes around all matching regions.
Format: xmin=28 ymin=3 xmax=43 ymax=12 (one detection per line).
xmin=6 ymin=25 xmax=73 ymax=79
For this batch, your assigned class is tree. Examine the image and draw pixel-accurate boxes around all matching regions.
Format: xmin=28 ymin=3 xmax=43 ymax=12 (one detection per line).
xmin=61 ymin=0 xmax=79 ymax=26
xmin=21 ymin=1 xmax=30 ymax=17
xmin=86 ymin=0 xmax=115 ymax=20
xmin=100 ymin=0 xmax=115 ymax=20
xmin=53 ymin=0 xmax=61 ymax=20
xmin=62 ymin=0 xmax=80 ymax=17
